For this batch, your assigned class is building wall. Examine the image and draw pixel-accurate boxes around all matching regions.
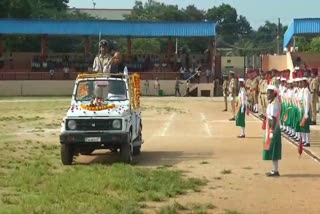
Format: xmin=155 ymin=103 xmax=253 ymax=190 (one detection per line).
xmin=261 ymin=55 xmax=288 ymax=71
xmin=0 ymin=80 xmax=190 ymax=97
xmin=221 ymin=56 xmax=245 ymax=77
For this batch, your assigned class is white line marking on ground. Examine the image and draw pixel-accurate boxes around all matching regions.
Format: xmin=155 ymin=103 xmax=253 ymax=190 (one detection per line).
xmin=159 ymin=113 xmax=175 ymax=137
xmin=200 ymin=113 xmax=212 ymax=137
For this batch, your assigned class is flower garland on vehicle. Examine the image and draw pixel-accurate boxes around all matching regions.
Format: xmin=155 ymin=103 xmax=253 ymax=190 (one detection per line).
xmin=130 ymin=73 xmax=141 ymax=109
xmin=80 ymin=98 xmax=116 ymax=111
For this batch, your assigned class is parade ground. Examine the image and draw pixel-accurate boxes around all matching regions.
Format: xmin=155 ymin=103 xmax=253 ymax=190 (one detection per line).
xmin=1 ymin=97 xmax=320 ymax=214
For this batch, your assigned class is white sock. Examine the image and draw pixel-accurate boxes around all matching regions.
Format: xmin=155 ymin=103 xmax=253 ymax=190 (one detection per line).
xmin=273 ymin=160 xmax=279 ymax=172
xmin=301 ymin=133 xmax=306 ymax=142
xmin=306 ymin=133 xmax=310 ymax=144
xmin=241 ymin=127 xmax=245 ymax=136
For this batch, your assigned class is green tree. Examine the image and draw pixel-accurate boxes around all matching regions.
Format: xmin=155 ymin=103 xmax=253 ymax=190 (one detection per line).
xmin=8 ymin=0 xmax=32 ymax=18
xmin=182 ymin=5 xmax=205 ymax=21
xmin=206 ymin=4 xmax=239 ymax=44
xmin=310 ymin=37 xmax=320 ymax=52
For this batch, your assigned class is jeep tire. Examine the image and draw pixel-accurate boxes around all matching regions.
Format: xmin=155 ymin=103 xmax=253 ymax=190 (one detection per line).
xmin=120 ymin=132 xmax=133 ymax=163
xmin=61 ymin=144 xmax=74 ymax=165
xmin=133 ymin=123 xmax=142 ymax=156
xmin=133 ymin=146 xmax=141 ymax=156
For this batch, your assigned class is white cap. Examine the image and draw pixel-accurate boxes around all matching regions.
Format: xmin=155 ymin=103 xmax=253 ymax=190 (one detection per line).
xmin=277 ymin=77 xmax=281 ymax=80
xmin=281 ymin=78 xmax=287 ymax=81
xmin=229 ymin=71 xmax=235 ymax=74
xmin=294 ymin=78 xmax=301 ymax=82
xmin=267 ymin=85 xmax=277 ymax=91
xmin=302 ymin=77 xmax=308 ymax=81
xmin=287 ymin=80 xmax=293 ymax=84
xmin=238 ymin=78 xmax=244 ymax=82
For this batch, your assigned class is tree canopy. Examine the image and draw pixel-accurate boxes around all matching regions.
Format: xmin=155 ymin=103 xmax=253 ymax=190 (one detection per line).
xmin=0 ymin=0 xmax=290 ymax=55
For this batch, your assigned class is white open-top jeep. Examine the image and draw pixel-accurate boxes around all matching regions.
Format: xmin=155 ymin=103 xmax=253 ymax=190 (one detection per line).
xmin=59 ymin=72 xmax=143 ymax=165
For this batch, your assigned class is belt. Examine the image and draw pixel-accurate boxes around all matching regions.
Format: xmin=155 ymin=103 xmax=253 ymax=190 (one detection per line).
xmin=260 ymin=93 xmax=266 ymax=94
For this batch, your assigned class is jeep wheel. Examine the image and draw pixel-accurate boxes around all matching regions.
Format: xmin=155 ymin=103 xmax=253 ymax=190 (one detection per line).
xmin=133 ymin=123 xmax=142 ymax=156
xmin=120 ymin=132 xmax=133 ymax=163
xmin=80 ymin=149 xmax=95 ymax=156
xmin=61 ymin=144 xmax=74 ymax=165
xmin=133 ymin=146 xmax=141 ymax=156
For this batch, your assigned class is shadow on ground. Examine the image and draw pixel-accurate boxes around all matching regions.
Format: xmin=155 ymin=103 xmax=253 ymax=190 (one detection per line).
xmin=74 ymin=150 xmax=215 ymax=166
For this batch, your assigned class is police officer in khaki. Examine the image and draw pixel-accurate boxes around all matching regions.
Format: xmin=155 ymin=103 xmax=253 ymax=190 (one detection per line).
xmin=228 ymin=71 xmax=237 ymax=121
xmin=259 ymin=72 xmax=268 ymax=118
xmin=245 ymin=72 xmax=252 ymax=110
xmin=310 ymin=70 xmax=319 ymax=125
xmin=92 ymin=40 xmax=115 ymax=73
xmin=269 ymin=69 xmax=279 ymax=88
xmin=222 ymin=74 xmax=229 ymax=111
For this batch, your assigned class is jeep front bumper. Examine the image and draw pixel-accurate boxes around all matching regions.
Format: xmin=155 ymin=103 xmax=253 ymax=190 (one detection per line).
xmin=60 ymin=131 xmax=129 ymax=145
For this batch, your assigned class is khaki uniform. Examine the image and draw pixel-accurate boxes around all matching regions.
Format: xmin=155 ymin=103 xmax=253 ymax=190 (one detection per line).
xmin=245 ymin=79 xmax=252 ymax=106
xmin=270 ymin=77 xmax=279 ymax=88
xmin=259 ymin=79 xmax=268 ymax=115
xmin=92 ymin=54 xmax=112 ymax=72
xmin=222 ymin=79 xmax=229 ymax=110
xmin=229 ymin=78 xmax=237 ymax=117
xmin=310 ymin=77 xmax=319 ymax=122
xmin=250 ymin=77 xmax=259 ymax=105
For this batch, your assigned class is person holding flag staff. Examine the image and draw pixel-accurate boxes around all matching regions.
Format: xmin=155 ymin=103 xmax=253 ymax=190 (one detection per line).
xmin=283 ymin=80 xmax=294 ymax=135
xmin=279 ymin=78 xmax=287 ymax=130
xmin=291 ymin=78 xmax=302 ymax=142
xmin=263 ymin=85 xmax=282 ymax=177
xmin=300 ymin=77 xmax=312 ymax=147
xmin=235 ymin=78 xmax=248 ymax=138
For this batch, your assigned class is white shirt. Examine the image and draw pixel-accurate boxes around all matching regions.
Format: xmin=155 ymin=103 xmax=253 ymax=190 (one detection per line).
xmin=238 ymin=87 xmax=247 ymax=112
xmin=303 ymin=87 xmax=311 ymax=118
xmin=267 ymin=98 xmax=280 ymax=120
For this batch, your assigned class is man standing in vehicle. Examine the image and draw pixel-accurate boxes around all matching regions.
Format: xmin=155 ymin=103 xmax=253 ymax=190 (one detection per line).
xmin=92 ymin=40 xmax=115 ymax=73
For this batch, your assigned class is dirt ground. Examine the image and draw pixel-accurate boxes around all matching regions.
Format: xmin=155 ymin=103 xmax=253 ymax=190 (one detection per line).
xmin=2 ymin=96 xmax=320 ymax=214
xmin=76 ymin=97 xmax=320 ymax=214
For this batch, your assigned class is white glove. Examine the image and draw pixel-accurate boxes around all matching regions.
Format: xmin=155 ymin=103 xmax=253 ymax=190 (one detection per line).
xmin=269 ymin=132 xmax=273 ymax=139
xmin=304 ymin=115 xmax=308 ymax=119
xmin=241 ymin=107 xmax=244 ymax=113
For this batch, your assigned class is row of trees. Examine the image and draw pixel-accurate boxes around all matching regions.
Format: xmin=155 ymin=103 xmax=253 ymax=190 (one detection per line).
xmin=0 ymin=0 xmax=318 ymax=55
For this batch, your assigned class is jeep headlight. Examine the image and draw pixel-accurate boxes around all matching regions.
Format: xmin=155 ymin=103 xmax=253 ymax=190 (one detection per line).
xmin=67 ymin=120 xmax=77 ymax=130
xmin=112 ymin=120 xmax=121 ymax=129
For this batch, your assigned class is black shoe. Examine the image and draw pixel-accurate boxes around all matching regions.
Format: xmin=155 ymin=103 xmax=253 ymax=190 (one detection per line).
xmin=222 ymin=109 xmax=227 ymax=112
xmin=311 ymin=121 xmax=317 ymax=125
xmin=237 ymin=135 xmax=245 ymax=138
xmin=303 ymin=143 xmax=311 ymax=147
xmin=266 ymin=171 xmax=280 ymax=177
xmin=229 ymin=117 xmax=235 ymax=121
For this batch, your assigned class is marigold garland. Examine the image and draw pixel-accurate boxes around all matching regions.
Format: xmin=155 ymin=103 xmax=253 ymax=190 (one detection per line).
xmin=80 ymin=103 xmax=116 ymax=111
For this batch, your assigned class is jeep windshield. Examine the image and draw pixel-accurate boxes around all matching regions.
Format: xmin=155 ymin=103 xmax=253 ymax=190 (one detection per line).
xmin=75 ymin=79 xmax=127 ymax=101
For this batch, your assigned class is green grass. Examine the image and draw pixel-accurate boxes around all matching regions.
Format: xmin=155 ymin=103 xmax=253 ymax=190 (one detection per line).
xmin=0 ymin=160 xmax=206 ymax=214
xmin=0 ymin=99 xmax=206 ymax=214
xmin=158 ymin=202 xmax=216 ymax=214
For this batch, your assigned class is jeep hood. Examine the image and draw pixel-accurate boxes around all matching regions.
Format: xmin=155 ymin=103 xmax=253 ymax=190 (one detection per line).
xmin=66 ymin=100 xmax=131 ymax=117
